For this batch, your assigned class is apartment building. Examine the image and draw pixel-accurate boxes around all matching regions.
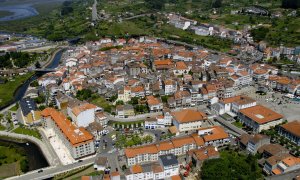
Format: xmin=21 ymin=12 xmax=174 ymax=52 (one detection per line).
xmin=125 ymin=126 xmax=228 ymax=166
xmin=172 ymin=109 xmax=207 ymax=132
xmin=69 ymin=103 xmax=97 ymax=128
xmin=41 ymin=108 xmax=95 ymax=159
xmin=125 ymin=154 xmax=179 ymax=180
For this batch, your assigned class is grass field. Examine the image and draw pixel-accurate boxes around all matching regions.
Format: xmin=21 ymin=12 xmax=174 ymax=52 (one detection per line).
xmin=9 ymin=105 xmax=18 ymax=112
xmin=12 ymin=127 xmax=41 ymax=140
xmin=91 ymin=96 xmax=113 ymax=113
xmin=0 ymin=72 xmax=34 ymax=108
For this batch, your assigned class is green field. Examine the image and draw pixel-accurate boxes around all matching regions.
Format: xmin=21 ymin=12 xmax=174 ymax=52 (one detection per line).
xmin=12 ymin=127 xmax=41 ymax=140
xmin=91 ymin=96 xmax=113 ymax=113
xmin=0 ymin=72 xmax=34 ymax=108
xmin=0 ymin=141 xmax=29 ymax=178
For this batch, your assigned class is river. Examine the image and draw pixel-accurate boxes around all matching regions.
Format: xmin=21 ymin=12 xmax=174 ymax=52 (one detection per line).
xmin=0 ymin=5 xmax=39 ymax=21
xmin=0 ymin=49 xmax=63 ymax=111
xmin=0 ymin=138 xmax=48 ymax=172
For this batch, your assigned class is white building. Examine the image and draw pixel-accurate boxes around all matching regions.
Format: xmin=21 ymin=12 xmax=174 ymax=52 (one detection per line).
xmin=172 ymin=109 xmax=207 ymax=132
xmin=238 ymin=105 xmax=283 ymax=133
xmin=41 ymin=108 xmax=95 ymax=159
xmin=70 ymin=103 xmax=97 ymax=128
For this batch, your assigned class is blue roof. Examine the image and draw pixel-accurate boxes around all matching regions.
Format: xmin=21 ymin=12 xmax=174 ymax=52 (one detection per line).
xmin=19 ymin=97 xmax=37 ymax=116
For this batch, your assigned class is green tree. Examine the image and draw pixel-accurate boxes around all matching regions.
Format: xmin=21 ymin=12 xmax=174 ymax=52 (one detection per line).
xmin=116 ymin=100 xmax=124 ymax=105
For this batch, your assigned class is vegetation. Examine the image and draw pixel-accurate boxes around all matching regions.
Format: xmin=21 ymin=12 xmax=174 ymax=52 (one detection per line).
xmin=0 ymin=52 xmax=42 ymax=68
xmin=91 ymin=96 xmax=114 ymax=113
xmin=0 ymin=72 xmax=34 ymax=108
xmin=115 ymin=133 xmax=153 ymax=148
xmin=9 ymin=104 xmax=18 ymax=112
xmin=200 ymin=150 xmax=262 ymax=179
xmin=0 ymin=140 xmax=29 ymax=178
xmin=12 ymin=127 xmax=41 ymax=140
xmin=232 ymin=121 xmax=244 ymax=128
xmin=282 ymin=0 xmax=300 ymax=9
xmin=76 ymin=89 xmax=92 ymax=101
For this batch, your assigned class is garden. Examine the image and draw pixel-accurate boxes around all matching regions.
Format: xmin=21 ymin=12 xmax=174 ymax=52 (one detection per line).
xmin=200 ymin=150 xmax=263 ymax=179
xmin=115 ymin=132 xmax=154 ymax=148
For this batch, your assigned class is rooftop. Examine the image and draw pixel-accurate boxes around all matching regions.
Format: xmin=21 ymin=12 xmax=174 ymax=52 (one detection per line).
xmin=239 ymin=105 xmax=283 ymax=124
xmin=280 ymin=121 xmax=300 ymax=138
xmin=41 ymin=108 xmax=94 ymax=146
xmin=172 ymin=109 xmax=207 ymax=123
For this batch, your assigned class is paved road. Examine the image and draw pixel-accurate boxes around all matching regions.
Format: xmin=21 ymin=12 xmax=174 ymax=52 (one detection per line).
xmin=214 ymin=116 xmax=247 ymax=136
xmin=92 ymin=0 xmax=98 ymax=21
xmin=0 ymin=131 xmax=58 ymax=166
xmin=7 ymin=156 xmax=96 ymax=180
xmin=123 ymin=13 xmax=152 ymax=20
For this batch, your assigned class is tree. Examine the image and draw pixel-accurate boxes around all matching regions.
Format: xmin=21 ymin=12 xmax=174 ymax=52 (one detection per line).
xmin=145 ymin=0 xmax=165 ymax=10
xmin=116 ymin=100 xmax=124 ymax=106
xmin=282 ymin=0 xmax=300 ymax=9
xmin=212 ymin=0 xmax=222 ymax=8
xmin=76 ymin=89 xmax=92 ymax=101
xmin=35 ymin=61 xmax=41 ymax=69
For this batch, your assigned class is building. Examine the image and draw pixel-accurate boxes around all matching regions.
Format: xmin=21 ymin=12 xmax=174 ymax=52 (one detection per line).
xmin=258 ymin=144 xmax=289 ymax=158
xmin=41 ymin=108 xmax=95 ymax=159
xmin=211 ymin=95 xmax=256 ymax=115
xmin=238 ymin=105 xmax=283 ymax=133
xmin=172 ymin=109 xmax=207 ymax=132
xmin=93 ymin=156 xmax=108 ymax=171
xmin=197 ymin=126 xmax=230 ymax=147
xmin=18 ymin=97 xmax=41 ymax=125
xmin=238 ymin=133 xmax=270 ymax=154
xmin=158 ymin=154 xmax=179 ymax=177
xmin=116 ymin=104 xmax=135 ymax=118
xmin=147 ymin=96 xmax=163 ymax=112
xmin=125 ymin=132 xmax=207 ymax=166
xmin=186 ymin=146 xmax=220 ymax=168
xmin=70 ymin=103 xmax=97 ymax=127
xmin=278 ymin=121 xmax=300 ymax=146
xmin=264 ymin=155 xmax=300 ymax=175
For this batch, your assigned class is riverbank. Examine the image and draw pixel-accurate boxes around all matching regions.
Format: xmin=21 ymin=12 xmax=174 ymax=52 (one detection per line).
xmin=0 ymin=72 xmax=34 ymax=108
xmin=0 ymin=137 xmax=48 ymax=179
xmin=0 ymin=48 xmax=64 ymax=110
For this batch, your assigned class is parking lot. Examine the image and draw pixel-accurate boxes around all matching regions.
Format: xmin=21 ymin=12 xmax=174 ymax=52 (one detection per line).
xmin=237 ymin=86 xmax=300 ymax=121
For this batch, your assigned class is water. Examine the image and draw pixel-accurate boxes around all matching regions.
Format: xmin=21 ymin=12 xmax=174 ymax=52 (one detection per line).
xmin=0 ymin=138 xmax=48 ymax=171
xmin=0 ymin=5 xmax=39 ymax=21
xmin=0 ymin=49 xmax=63 ymax=110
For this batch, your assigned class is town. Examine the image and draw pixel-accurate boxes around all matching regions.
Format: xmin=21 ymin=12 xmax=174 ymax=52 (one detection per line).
xmin=0 ymin=0 xmax=300 ymax=179
xmin=0 ymin=33 xmax=300 ymax=180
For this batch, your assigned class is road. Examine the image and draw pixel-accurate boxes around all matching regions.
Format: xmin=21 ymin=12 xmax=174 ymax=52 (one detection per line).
xmin=7 ymin=156 xmax=96 ymax=180
xmin=214 ymin=116 xmax=247 ymax=136
xmin=123 ymin=13 xmax=152 ymax=20
xmin=92 ymin=0 xmax=98 ymax=21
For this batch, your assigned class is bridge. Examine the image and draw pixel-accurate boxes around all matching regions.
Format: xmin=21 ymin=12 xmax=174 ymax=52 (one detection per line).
xmin=30 ymin=68 xmax=56 ymax=72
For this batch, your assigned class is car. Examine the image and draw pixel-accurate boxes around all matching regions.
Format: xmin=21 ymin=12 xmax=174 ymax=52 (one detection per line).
xmin=78 ymin=160 xmax=83 ymax=162
xmin=37 ymin=169 xmax=43 ymax=173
